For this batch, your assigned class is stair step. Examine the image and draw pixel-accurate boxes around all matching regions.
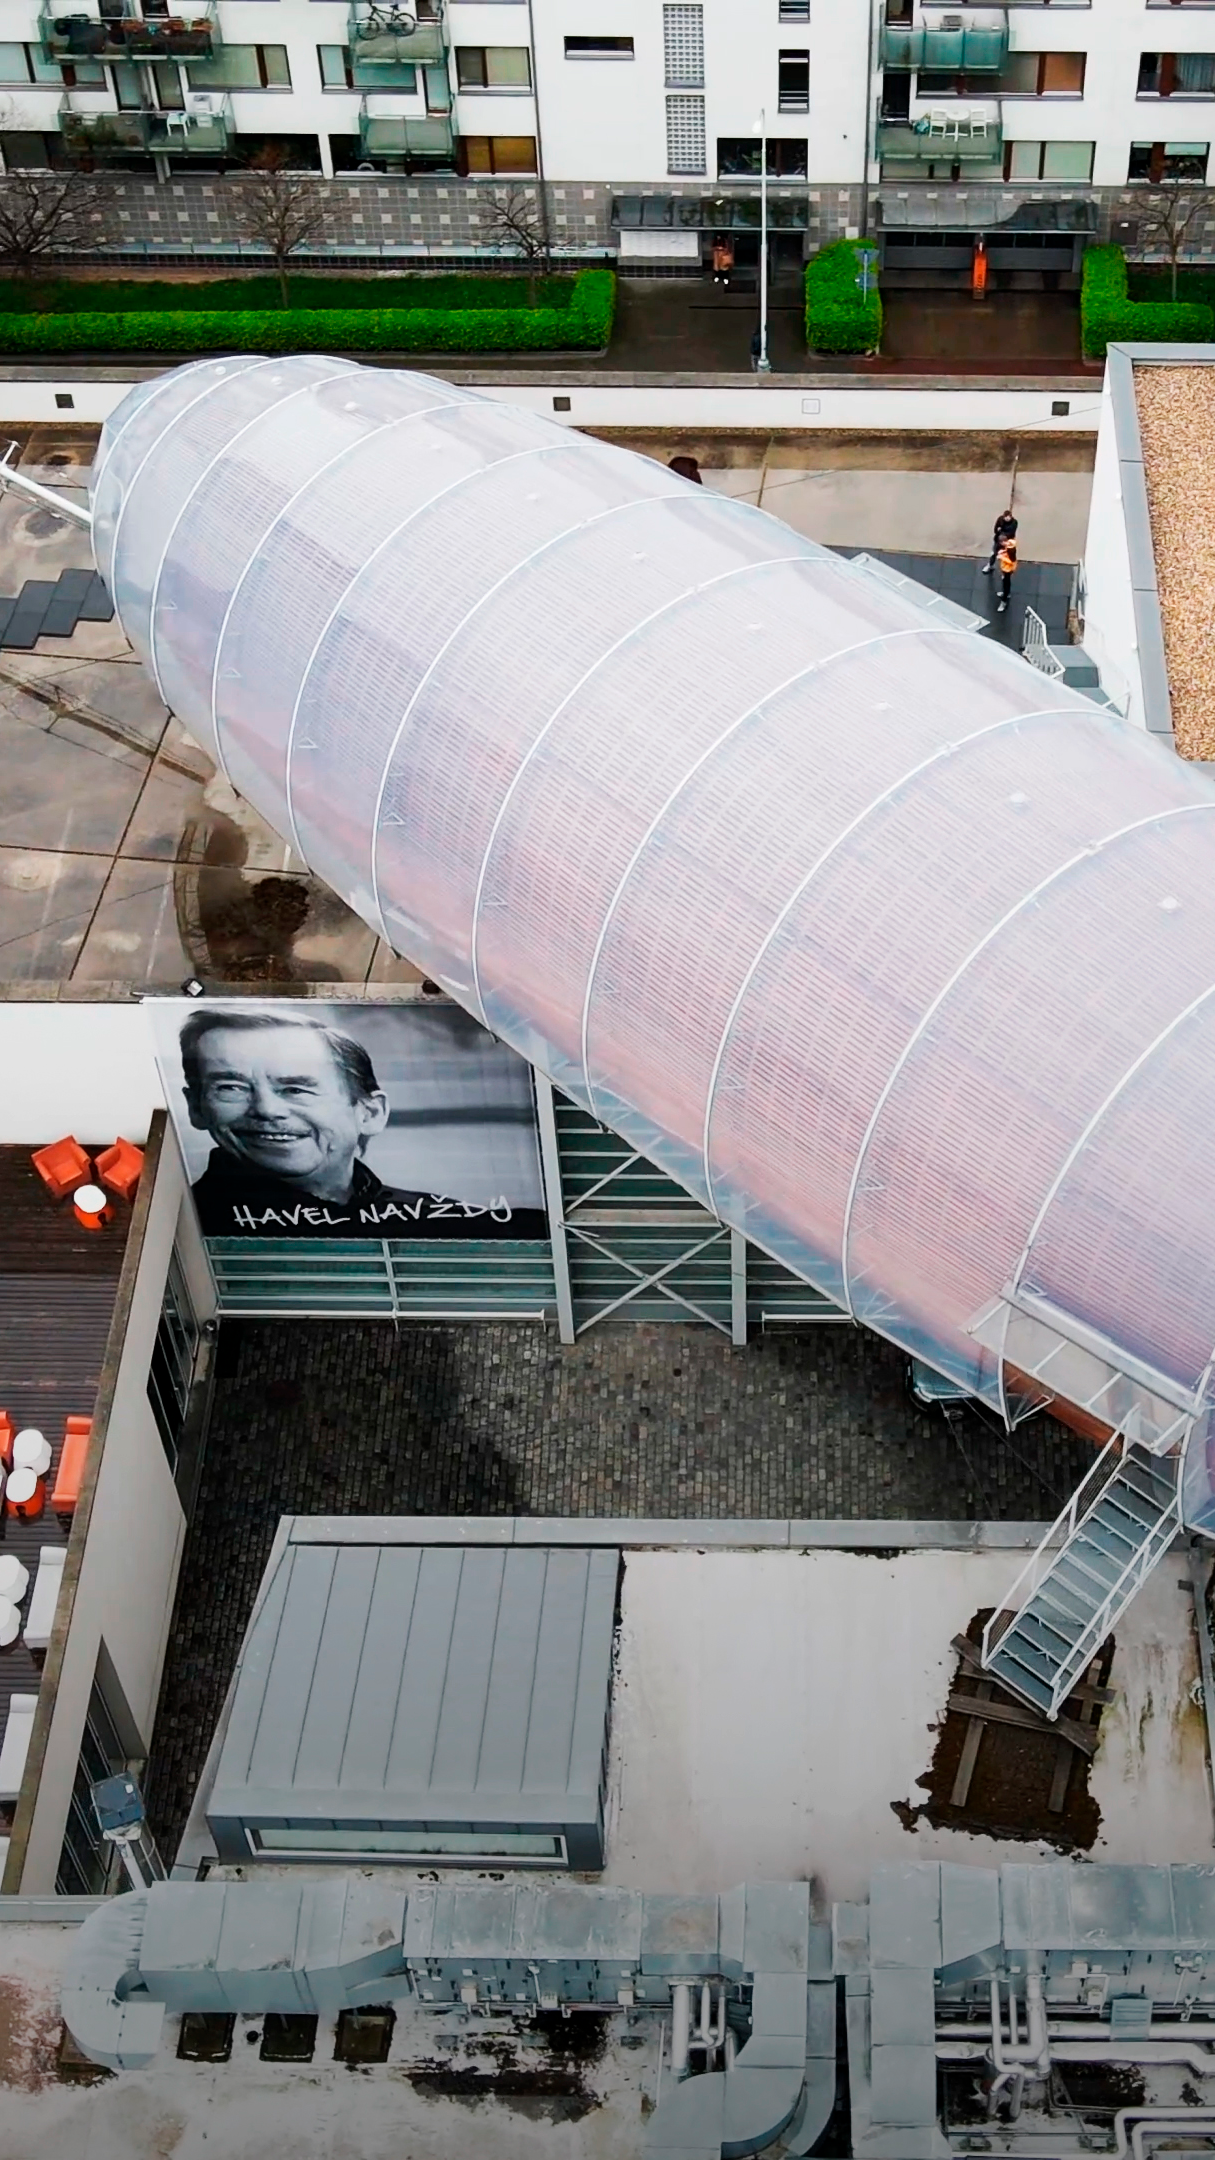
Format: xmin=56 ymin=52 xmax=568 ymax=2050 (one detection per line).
xmin=1117 ymin=1467 xmax=1176 ymax=1512
xmin=1034 ymin=1580 xmax=1097 ymax=1631
xmin=988 ymin=1649 xmax=1054 ymax=1713
xmin=1016 ymin=1606 xmax=1072 ymax=1654
xmin=995 ymin=1631 xmax=1059 ymax=1685
xmin=1086 ymin=1510 xmax=1142 ymax=1557
xmin=1054 ymin=1548 xmax=1120 ymax=1601
xmin=1100 ymin=1495 xmax=1163 ymax=1543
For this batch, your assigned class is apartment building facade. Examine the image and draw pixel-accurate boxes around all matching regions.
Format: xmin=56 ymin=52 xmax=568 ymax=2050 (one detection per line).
xmin=1 ymin=0 xmax=1214 ymax=270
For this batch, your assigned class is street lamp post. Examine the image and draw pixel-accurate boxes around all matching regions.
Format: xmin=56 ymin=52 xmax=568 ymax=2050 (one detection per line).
xmin=755 ymin=107 xmax=771 ymax=373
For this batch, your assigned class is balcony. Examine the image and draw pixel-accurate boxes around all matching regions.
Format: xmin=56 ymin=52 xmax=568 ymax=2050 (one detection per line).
xmin=358 ymin=100 xmax=454 ymax=159
xmin=42 ymin=1 xmax=216 ymax=62
xmin=59 ymin=90 xmax=231 ymax=154
xmin=881 ymin=21 xmax=1008 ymax=69
xmin=879 ymin=111 xmax=1002 ymax=167
xmin=348 ymin=2 xmax=445 ymax=69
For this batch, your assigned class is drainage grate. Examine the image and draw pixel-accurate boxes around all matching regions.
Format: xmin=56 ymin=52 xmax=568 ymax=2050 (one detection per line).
xmin=334 ymin=2006 xmax=396 ymax=2065
xmin=259 ymin=2014 xmax=318 ymax=2063
xmin=178 ymin=2013 xmax=235 ymax=2062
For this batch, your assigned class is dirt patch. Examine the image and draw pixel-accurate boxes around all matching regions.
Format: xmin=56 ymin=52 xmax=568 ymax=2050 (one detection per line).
xmin=0 ymin=1976 xmax=61 ymax=2093
xmin=893 ymin=1609 xmax=1111 ymax=1852
xmin=409 ymin=2014 xmax=610 ymax=2122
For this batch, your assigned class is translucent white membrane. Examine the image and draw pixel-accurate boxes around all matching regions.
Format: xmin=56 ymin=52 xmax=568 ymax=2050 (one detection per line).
xmin=95 ymin=358 xmax=1215 ymax=1529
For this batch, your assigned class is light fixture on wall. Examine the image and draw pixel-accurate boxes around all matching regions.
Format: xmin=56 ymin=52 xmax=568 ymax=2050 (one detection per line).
xmin=181 ymin=977 xmax=205 ymax=999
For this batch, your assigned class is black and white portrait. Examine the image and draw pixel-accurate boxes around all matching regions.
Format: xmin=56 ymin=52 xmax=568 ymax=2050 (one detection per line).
xmin=149 ymin=999 xmax=548 ymax=1240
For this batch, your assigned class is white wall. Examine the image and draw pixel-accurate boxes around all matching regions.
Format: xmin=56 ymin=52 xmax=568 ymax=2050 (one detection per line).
xmin=1080 ymin=365 xmax=1143 ymax=726
xmin=10 ymin=1120 xmax=210 ymax=1892
xmin=0 ymin=1002 xmax=165 ymax=1147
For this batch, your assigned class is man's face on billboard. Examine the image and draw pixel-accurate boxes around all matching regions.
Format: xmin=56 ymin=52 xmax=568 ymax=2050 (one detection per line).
xmin=187 ymin=1024 xmax=388 ymax=1201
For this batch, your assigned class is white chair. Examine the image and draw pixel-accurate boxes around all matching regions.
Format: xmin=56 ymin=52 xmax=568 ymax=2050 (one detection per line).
xmin=163 ymin=109 xmax=192 ymax=135
xmin=967 ymin=109 xmax=989 ymax=140
xmin=0 ymin=1695 xmax=37 ymax=1805
xmin=0 ymin=1600 xmax=18 ymax=1651
xmin=0 ymin=1555 xmax=29 ymax=1605
xmin=24 ymin=1547 xmax=66 ymax=1656
xmin=927 ymin=109 xmax=950 ymax=137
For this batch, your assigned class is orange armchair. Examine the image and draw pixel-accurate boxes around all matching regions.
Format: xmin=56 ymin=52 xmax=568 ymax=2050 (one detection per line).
xmin=0 ymin=1412 xmax=12 ymax=1471
xmin=51 ymin=1416 xmax=92 ymax=1517
xmin=31 ymin=1137 xmax=91 ymax=1201
xmin=95 ymin=1138 xmax=144 ymax=1205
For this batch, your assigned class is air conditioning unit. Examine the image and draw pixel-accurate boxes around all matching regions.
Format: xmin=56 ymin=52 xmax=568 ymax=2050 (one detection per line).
xmin=940 ymin=14 xmax=964 ymax=29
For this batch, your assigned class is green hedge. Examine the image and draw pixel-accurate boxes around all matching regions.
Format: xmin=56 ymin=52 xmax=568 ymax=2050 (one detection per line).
xmin=0 ymin=266 xmax=616 ymax=355
xmin=804 ymin=238 xmax=882 ymax=355
xmin=1081 ymin=243 xmax=1212 ymax=360
xmin=0 ymin=270 xmax=578 ymax=314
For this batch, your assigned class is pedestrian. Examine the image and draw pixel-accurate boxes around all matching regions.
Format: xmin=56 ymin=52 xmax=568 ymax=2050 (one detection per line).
xmin=668 ymin=455 xmax=703 ymax=484
xmin=711 ymin=233 xmax=734 ymax=289
xmin=995 ymin=530 xmax=1018 ymax=614
xmin=982 ymin=506 xmax=1018 ymax=576
xmin=750 ymin=327 xmax=763 ymax=371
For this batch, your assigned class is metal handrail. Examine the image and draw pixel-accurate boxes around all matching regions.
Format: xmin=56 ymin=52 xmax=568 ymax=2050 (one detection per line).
xmin=1045 ymin=1491 xmax=1180 ymax=1716
xmin=1021 ymin=605 xmax=1064 ymax=679
xmin=980 ymin=1432 xmax=1123 ymax=1667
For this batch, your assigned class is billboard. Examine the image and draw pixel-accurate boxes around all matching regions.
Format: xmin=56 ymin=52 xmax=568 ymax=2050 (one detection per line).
xmin=148 ymin=998 xmax=548 ymax=1240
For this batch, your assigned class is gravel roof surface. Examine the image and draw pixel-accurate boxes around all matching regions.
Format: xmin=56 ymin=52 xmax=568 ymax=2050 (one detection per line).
xmin=1135 ymin=362 xmax=1215 ymax=760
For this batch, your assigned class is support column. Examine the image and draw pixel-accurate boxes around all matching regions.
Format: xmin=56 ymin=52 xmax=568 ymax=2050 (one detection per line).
xmin=318 ymin=131 xmax=334 ymax=180
xmin=533 ymin=1068 xmax=575 ymax=1345
xmin=730 ymin=1227 xmax=748 ymax=1348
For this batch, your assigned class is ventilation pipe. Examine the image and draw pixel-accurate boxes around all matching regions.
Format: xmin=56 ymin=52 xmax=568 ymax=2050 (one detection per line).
xmin=90 ymin=359 xmax=1215 ymax=1521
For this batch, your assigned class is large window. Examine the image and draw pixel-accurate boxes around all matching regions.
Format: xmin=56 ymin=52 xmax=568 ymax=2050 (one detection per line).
xmin=1129 ymin=138 xmax=1210 ymax=181
xmin=187 ymin=41 xmax=290 ymax=87
xmin=455 ymin=43 xmax=531 ymax=88
xmin=1139 ymin=52 xmax=1215 ymax=98
xmin=564 ymin=35 xmax=633 ymax=59
xmin=249 ymin=1825 xmax=567 ymax=1860
xmin=0 ymin=39 xmax=105 ymax=84
xmin=56 ymin=1675 xmax=127 ymax=1897
xmin=666 ymin=91 xmax=705 ymax=173
xmin=1005 ymin=138 xmax=1094 ymax=180
xmin=147 ymin=1248 xmax=199 ymax=1476
xmin=460 ymin=132 xmax=536 ymax=171
xmin=717 ymin=135 xmax=808 ymax=177
xmin=778 ymin=48 xmax=809 ymax=112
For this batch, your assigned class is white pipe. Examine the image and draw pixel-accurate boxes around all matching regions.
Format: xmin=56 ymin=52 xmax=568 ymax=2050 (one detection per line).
xmin=1113 ymin=2110 xmax=1215 ymax=2160
xmin=939 ymin=2019 xmax=1215 ymax=2041
xmin=671 ymin=1984 xmax=691 ymax=2078
xmin=941 ymin=2036 xmax=1215 ymax=2073
xmin=0 ymin=448 xmax=92 ymax=530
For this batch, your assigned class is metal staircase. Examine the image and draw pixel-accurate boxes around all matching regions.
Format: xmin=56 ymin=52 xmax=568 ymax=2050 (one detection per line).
xmin=982 ymin=1439 xmax=1180 ymax=1718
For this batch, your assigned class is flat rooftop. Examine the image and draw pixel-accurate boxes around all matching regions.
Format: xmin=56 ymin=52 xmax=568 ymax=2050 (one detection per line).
xmin=1134 ymin=360 xmax=1215 ymax=760
xmin=144 ymin=1317 xmax=1096 ymax=1864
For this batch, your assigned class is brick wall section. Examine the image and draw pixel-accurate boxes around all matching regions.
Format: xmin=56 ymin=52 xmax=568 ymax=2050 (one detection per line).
xmin=144 ymin=1314 xmax=1096 ymax=1858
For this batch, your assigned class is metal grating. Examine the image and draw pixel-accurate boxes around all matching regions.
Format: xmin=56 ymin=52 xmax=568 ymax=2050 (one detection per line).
xmin=206 ymin=1239 xmax=555 ymax=1319
xmin=663 ymin=4 xmax=704 ymax=88
xmin=665 ymin=91 xmax=706 ymax=174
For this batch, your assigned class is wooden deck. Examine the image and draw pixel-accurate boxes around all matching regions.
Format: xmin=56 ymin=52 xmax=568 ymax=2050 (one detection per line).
xmin=0 ymin=1149 xmax=131 ymax=1844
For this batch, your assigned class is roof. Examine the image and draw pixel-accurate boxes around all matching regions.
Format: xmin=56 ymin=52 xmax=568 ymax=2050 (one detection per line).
xmin=208 ymin=1537 xmax=619 ymax=1831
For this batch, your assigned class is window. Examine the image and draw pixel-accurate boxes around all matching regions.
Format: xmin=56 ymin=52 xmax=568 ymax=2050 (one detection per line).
xmin=55 ymin=1673 xmax=128 ymax=1897
xmin=455 ymin=43 xmax=531 ymax=88
xmin=461 ymin=132 xmax=536 ymax=171
xmin=187 ymin=41 xmax=290 ymax=87
xmin=248 ymin=1825 xmax=568 ymax=1859
xmin=1139 ymin=52 xmax=1215 ymax=97
xmin=921 ymin=49 xmax=1085 ymax=97
xmin=564 ymin=35 xmax=633 ymax=58
xmin=1005 ymin=138 xmax=1094 ymax=180
xmin=319 ymin=41 xmax=416 ymax=88
xmin=717 ymin=134 xmax=808 ymax=176
xmin=663 ymin=4 xmax=703 ymax=88
xmin=666 ymin=90 xmax=705 ymax=172
xmin=146 ymin=1249 xmax=198 ymax=1476
xmin=779 ymin=0 xmax=810 ymax=17
xmin=778 ymin=48 xmax=809 ymax=111
xmin=0 ymin=39 xmax=94 ymax=83
xmin=1129 ymin=139 xmax=1210 ymax=181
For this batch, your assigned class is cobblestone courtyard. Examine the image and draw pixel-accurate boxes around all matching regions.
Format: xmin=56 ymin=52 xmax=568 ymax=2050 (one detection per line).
xmin=146 ymin=1315 xmax=1095 ymax=1859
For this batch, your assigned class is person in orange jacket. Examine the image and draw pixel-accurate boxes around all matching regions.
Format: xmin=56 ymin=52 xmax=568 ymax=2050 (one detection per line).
xmin=995 ymin=531 xmax=1018 ymax=614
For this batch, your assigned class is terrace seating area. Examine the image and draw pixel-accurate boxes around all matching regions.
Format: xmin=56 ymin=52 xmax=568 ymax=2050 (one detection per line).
xmin=0 ymin=1143 xmax=135 ymax=1856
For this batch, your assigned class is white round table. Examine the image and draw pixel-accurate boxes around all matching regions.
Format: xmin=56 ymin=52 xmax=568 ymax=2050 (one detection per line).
xmin=73 ymin=1183 xmax=108 ymax=1224
xmin=6 ymin=1466 xmax=40 ymax=1517
xmin=0 ymin=1555 xmax=29 ymax=1603
xmin=0 ymin=1597 xmax=19 ymax=1649
xmin=13 ymin=1429 xmax=51 ymax=1477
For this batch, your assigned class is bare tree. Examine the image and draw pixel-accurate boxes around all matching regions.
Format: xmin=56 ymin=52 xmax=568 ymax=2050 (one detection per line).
xmin=227 ymin=147 xmax=331 ymax=307
xmin=0 ymin=166 xmax=112 ymax=284
xmin=475 ymin=186 xmax=549 ymax=305
xmin=1131 ymin=180 xmax=1215 ymax=300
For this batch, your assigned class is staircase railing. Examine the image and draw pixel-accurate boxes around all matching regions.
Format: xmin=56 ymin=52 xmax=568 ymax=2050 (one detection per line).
xmin=980 ymin=1433 xmax=1125 ymax=1669
xmin=1042 ymin=1485 xmax=1180 ymax=1717
xmin=1021 ymin=605 xmax=1064 ymax=679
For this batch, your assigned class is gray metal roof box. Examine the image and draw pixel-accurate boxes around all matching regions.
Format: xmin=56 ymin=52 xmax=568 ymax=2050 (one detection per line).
xmin=207 ymin=1536 xmax=620 ymax=1870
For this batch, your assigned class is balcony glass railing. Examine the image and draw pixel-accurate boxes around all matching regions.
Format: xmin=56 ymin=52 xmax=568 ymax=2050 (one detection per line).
xmin=878 ymin=114 xmax=1003 ymax=164
xmin=880 ymin=22 xmax=1008 ymax=70
xmin=348 ymin=3 xmax=445 ymax=68
xmin=59 ymin=90 xmax=230 ymax=153
xmin=358 ymin=101 xmax=454 ymax=158
xmin=43 ymin=2 xmax=216 ymax=61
